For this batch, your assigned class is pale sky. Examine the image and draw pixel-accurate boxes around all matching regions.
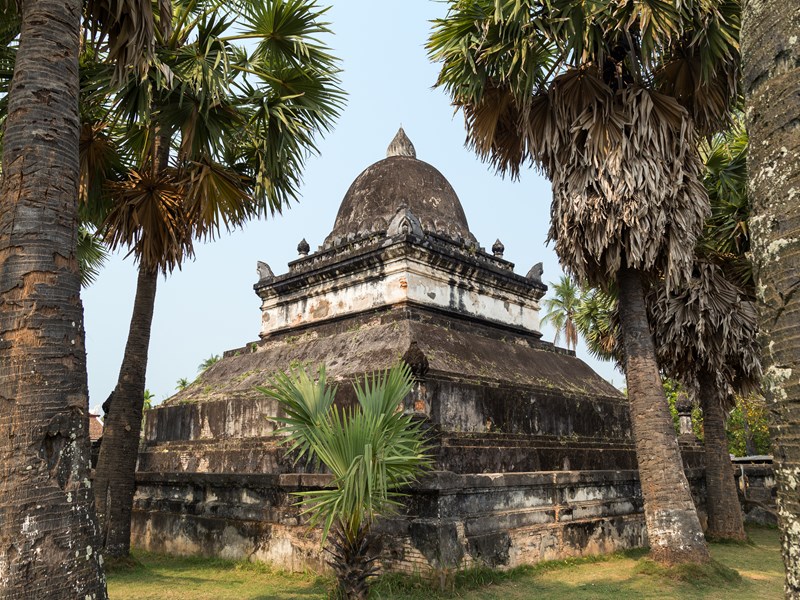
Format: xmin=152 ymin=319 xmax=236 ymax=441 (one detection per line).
xmin=81 ymin=0 xmax=622 ymax=412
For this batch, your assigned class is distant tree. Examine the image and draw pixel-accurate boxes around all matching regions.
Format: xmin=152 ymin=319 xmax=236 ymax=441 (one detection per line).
xmin=198 ymin=354 xmax=221 ymax=373
xmin=726 ymin=394 xmax=771 ymax=458
xmin=574 ymin=287 xmax=619 ymax=363
xmin=143 ymin=389 xmax=154 ymax=411
xmin=261 ymin=363 xmax=431 ymax=600
xmin=541 ymin=275 xmax=581 ymax=352
xmin=175 ymin=377 xmax=189 ymax=391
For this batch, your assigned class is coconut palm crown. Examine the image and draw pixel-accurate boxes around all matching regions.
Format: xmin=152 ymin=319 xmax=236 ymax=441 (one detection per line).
xmin=541 ymin=274 xmax=581 ymax=351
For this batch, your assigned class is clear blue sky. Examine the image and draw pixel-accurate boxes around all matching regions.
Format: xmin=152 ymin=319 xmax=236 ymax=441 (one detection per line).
xmin=81 ymin=0 xmax=622 ymax=412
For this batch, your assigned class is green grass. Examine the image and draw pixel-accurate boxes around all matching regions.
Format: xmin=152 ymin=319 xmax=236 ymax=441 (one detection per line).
xmin=107 ymin=527 xmax=784 ymax=600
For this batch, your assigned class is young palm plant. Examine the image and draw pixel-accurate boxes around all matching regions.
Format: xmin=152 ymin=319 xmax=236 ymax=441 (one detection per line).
xmin=429 ymin=0 xmax=740 ymax=564
xmin=260 ymin=363 xmax=432 ymax=600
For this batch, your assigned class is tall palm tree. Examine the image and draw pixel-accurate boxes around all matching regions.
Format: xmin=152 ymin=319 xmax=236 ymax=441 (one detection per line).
xmin=648 ymin=123 xmax=758 ymax=542
xmin=260 ymin=363 xmax=431 ymax=600
xmin=649 ymin=262 xmax=759 ymax=541
xmin=90 ymin=0 xmax=344 ymax=558
xmin=0 ymin=0 xmax=152 ymax=596
xmin=429 ymin=0 xmax=740 ymax=564
xmin=541 ymin=274 xmax=581 ymax=351
xmin=742 ymin=4 xmax=800 ymax=595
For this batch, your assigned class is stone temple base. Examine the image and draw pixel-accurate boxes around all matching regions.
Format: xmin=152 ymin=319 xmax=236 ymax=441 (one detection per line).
xmin=132 ymin=305 xmax=711 ymax=574
xmin=131 ymin=470 xmax=648 ymax=573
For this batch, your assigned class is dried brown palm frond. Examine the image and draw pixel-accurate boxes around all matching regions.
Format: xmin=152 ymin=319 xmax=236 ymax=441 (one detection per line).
xmin=543 ymin=79 xmax=709 ymax=290
xmin=79 ymin=120 xmax=123 ymax=224
xmin=85 ymin=0 xmax=162 ymax=83
xmin=102 ymin=167 xmax=193 ymax=273
xmin=647 ymin=260 xmax=761 ymax=404
xmin=181 ymin=158 xmax=253 ymax=240
xmin=459 ymin=82 xmax=529 ymax=178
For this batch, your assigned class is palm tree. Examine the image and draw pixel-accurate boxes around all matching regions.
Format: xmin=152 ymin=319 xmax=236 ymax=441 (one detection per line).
xmin=0 ymin=0 xmax=152 ymax=595
xmin=91 ymin=0 xmax=344 ymax=557
xmin=429 ymin=0 xmax=739 ymax=564
xmin=575 ymin=286 xmax=620 ymax=364
xmin=742 ymin=4 xmax=800 ymax=594
xmin=648 ymin=261 xmax=759 ymax=541
xmin=175 ymin=377 xmax=189 ymax=391
xmin=260 ymin=363 xmax=431 ymax=600
xmin=541 ymin=274 xmax=581 ymax=351
xmin=648 ymin=123 xmax=758 ymax=542
xmin=198 ymin=354 xmax=221 ymax=373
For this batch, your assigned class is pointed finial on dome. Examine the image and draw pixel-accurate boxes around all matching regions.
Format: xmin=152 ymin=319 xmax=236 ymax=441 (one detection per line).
xmin=492 ymin=239 xmax=505 ymax=257
xmin=387 ymin=127 xmax=416 ymax=158
xmin=297 ymin=238 xmax=310 ymax=256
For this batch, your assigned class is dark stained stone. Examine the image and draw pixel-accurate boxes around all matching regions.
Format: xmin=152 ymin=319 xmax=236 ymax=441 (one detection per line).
xmin=323 ymin=156 xmax=477 ymax=247
xmin=402 ymin=340 xmax=429 ymax=378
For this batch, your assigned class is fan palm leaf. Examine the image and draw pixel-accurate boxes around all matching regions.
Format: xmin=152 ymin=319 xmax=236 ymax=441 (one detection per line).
xmin=263 ymin=363 xmax=431 ymax=598
xmin=77 ymin=225 xmax=110 ymax=287
xmin=102 ymin=167 xmax=193 ymax=272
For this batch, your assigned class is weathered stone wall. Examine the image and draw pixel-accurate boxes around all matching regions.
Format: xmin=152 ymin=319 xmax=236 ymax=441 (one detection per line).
xmin=132 ymin=470 xmax=653 ymax=574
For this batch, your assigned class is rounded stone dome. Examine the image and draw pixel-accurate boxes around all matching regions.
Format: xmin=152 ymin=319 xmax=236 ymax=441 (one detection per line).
xmin=324 ymin=136 xmax=476 ymax=247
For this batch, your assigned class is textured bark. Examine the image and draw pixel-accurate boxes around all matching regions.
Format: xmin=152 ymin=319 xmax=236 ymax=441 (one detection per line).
xmin=93 ymin=266 xmax=158 ymax=557
xmin=617 ymin=267 xmax=710 ymax=564
xmin=742 ymin=1 xmax=800 ymax=596
xmin=698 ymin=370 xmax=746 ymax=541
xmin=0 ymin=0 xmax=107 ymax=597
xmin=94 ymin=125 xmax=170 ymax=557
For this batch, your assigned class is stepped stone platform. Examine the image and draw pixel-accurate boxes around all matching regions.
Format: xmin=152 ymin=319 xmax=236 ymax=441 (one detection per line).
xmin=133 ymin=130 xmax=705 ymax=573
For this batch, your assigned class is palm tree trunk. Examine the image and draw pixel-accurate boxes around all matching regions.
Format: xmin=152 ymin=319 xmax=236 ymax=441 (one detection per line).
xmin=93 ymin=266 xmax=158 ymax=557
xmin=742 ymin=3 xmax=800 ymax=595
xmin=698 ymin=369 xmax=746 ymax=541
xmin=0 ymin=0 xmax=107 ymax=596
xmin=617 ymin=267 xmax=710 ymax=564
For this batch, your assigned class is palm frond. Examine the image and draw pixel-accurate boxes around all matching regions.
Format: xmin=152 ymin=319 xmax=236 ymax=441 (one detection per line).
xmin=77 ymin=226 xmax=110 ymax=287
xmin=102 ymin=167 xmax=193 ymax=273
xmin=648 ymin=261 xmax=761 ymax=400
xmin=85 ymin=0 xmax=158 ymax=83
xmin=258 ymin=364 xmax=337 ymax=463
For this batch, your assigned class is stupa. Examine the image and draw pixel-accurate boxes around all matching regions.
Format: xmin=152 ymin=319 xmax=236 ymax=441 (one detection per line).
xmin=133 ymin=130 xmax=694 ymax=572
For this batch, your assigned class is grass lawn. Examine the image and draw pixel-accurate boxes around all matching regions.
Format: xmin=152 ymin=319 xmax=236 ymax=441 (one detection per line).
xmin=108 ymin=527 xmax=784 ymax=600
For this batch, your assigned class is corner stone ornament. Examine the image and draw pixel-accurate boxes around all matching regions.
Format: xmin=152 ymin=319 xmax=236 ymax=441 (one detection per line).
xmin=387 ymin=206 xmax=424 ymax=238
xmin=492 ymin=239 xmax=505 ymax=258
xmin=526 ymin=262 xmax=544 ymax=283
xmin=256 ymin=261 xmax=274 ymax=283
xmin=297 ymin=238 xmax=310 ymax=257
